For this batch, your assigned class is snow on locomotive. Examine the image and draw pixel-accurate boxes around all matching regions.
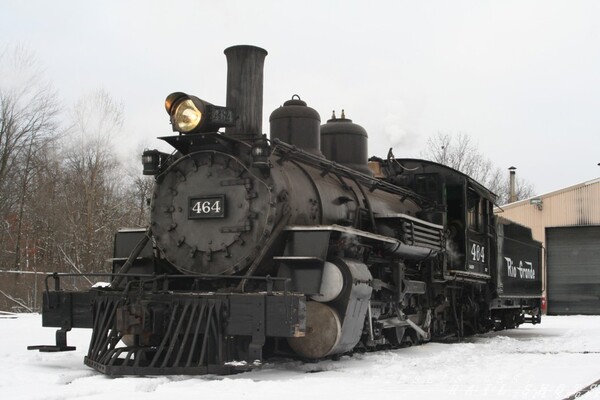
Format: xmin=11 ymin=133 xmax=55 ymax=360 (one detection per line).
xmin=30 ymin=45 xmax=542 ymax=375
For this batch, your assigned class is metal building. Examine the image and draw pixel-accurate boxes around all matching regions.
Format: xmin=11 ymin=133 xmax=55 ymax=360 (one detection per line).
xmin=495 ymin=177 xmax=600 ymax=315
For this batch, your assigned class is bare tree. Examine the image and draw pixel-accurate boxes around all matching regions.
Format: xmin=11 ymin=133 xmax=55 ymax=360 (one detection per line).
xmin=26 ymin=142 xmax=64 ymax=271
xmin=59 ymin=90 xmax=126 ymax=274
xmin=421 ymin=132 xmax=534 ymax=204
xmin=0 ymin=44 xmax=60 ymax=311
xmin=0 ymin=46 xmax=156 ymax=311
xmin=0 ymin=44 xmax=59 ymax=270
xmin=495 ymin=173 xmax=535 ymax=205
xmin=120 ymin=147 xmax=154 ymax=227
xmin=129 ymin=175 xmax=153 ymax=226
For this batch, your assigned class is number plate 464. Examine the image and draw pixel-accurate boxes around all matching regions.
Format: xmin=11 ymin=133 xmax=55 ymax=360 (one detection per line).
xmin=188 ymin=195 xmax=225 ymax=219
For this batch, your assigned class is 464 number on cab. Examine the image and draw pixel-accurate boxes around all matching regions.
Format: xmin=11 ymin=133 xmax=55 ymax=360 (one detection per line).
xmin=470 ymin=242 xmax=485 ymax=263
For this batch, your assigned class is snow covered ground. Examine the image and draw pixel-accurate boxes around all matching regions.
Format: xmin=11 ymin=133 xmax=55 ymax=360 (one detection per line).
xmin=1 ymin=314 xmax=600 ymax=400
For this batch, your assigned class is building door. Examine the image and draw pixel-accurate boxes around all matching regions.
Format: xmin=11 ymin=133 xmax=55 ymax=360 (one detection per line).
xmin=546 ymin=226 xmax=600 ymax=315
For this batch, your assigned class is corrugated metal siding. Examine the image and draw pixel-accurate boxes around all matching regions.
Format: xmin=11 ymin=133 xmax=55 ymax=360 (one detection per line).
xmin=494 ymin=178 xmax=600 ymax=296
xmin=542 ymin=179 xmax=600 ymax=226
xmin=498 ymin=178 xmax=600 ymax=242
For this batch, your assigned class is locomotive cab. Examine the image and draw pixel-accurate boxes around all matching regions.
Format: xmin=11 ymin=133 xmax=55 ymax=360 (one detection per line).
xmin=383 ymin=158 xmax=494 ymax=278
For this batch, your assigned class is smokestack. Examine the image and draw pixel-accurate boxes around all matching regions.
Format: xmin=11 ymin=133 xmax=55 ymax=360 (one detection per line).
xmin=509 ymin=166 xmax=517 ymax=203
xmin=224 ymin=45 xmax=268 ymax=140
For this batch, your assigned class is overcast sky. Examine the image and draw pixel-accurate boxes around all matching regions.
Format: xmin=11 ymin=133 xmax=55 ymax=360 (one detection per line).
xmin=1 ymin=0 xmax=599 ymax=195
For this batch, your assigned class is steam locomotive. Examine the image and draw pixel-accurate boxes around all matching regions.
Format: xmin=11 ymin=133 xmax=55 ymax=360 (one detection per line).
xmin=30 ymin=45 xmax=542 ymax=375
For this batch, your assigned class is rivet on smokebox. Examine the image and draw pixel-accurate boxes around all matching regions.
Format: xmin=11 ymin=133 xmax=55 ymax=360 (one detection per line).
xmin=278 ymin=191 xmax=289 ymax=202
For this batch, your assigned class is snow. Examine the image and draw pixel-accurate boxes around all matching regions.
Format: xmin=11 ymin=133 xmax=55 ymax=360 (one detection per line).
xmin=1 ymin=314 xmax=600 ymax=400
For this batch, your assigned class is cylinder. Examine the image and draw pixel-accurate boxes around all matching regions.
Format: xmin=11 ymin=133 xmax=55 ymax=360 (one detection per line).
xmin=287 ymin=302 xmax=342 ymax=359
xmin=270 ymin=95 xmax=322 ymax=156
xmin=224 ymin=45 xmax=268 ymax=140
xmin=311 ymin=261 xmax=344 ymax=302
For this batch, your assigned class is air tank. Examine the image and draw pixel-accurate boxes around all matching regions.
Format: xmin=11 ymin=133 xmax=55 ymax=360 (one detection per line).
xmin=269 ymin=95 xmax=322 ymax=156
xmin=320 ymin=111 xmax=372 ymax=176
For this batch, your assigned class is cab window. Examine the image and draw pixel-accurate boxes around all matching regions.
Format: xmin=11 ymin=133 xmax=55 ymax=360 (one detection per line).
xmin=467 ymin=191 xmax=484 ymax=232
xmin=415 ymin=174 xmax=438 ymax=197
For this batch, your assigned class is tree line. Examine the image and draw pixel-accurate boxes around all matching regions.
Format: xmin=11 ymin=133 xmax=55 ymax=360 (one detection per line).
xmin=0 ymin=45 xmax=152 ymax=311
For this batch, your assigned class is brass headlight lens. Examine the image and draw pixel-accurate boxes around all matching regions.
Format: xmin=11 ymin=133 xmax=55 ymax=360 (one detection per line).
xmin=173 ymin=99 xmax=202 ymax=133
xmin=165 ymin=92 xmax=234 ymax=134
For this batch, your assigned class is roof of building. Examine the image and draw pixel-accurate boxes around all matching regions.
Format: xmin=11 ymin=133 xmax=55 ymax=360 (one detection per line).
xmin=498 ymin=176 xmax=600 ymax=211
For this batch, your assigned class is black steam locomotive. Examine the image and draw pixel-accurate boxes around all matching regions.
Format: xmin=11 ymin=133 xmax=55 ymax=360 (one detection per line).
xmin=30 ymin=45 xmax=542 ymax=375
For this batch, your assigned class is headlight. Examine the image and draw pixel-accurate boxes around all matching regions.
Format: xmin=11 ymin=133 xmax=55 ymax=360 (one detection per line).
xmin=165 ymin=92 xmax=235 ymax=134
xmin=173 ymin=99 xmax=202 ymax=133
